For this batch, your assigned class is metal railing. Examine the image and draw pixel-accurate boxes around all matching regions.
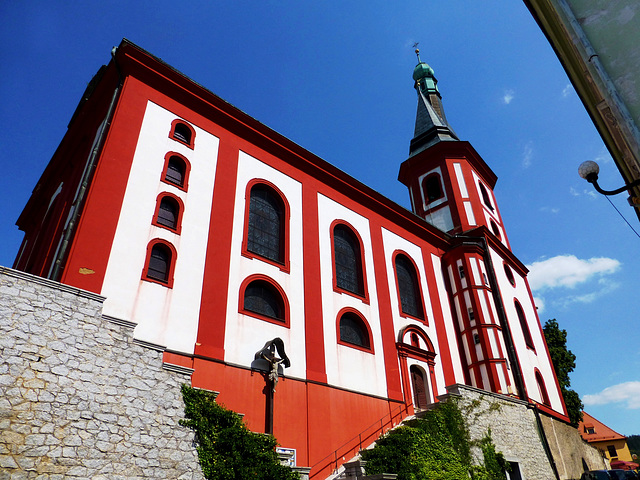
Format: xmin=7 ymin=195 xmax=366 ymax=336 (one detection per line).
xmin=309 ymin=402 xmax=412 ymax=479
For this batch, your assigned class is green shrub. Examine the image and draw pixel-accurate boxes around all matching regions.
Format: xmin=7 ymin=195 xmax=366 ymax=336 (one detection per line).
xmin=361 ymin=399 xmax=508 ymax=480
xmin=180 ymin=385 xmax=299 ymax=480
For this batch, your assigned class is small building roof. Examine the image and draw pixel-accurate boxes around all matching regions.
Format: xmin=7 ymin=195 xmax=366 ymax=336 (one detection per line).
xmin=578 ymin=411 xmax=626 ymax=443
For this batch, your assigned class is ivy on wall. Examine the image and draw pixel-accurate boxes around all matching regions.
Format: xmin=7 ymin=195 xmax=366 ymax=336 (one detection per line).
xmin=361 ymin=399 xmax=509 ymax=480
xmin=180 ymin=385 xmax=299 ymax=480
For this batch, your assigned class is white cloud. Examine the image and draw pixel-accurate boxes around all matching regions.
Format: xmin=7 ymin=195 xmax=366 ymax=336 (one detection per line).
xmin=561 ymin=83 xmax=574 ymax=98
xmin=526 ymin=255 xmax=621 ymax=291
xmin=557 ymin=279 xmax=621 ymax=307
xmin=583 ymin=381 xmax=640 ymax=409
xmin=503 ymin=89 xmax=515 ymax=104
xmin=522 ymin=141 xmax=533 ymax=168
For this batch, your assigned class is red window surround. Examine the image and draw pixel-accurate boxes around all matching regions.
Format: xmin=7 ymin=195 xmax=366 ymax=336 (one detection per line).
xmin=169 ymin=119 xmax=195 ymax=149
xmin=238 ymin=274 xmax=290 ymax=328
xmin=152 ymin=192 xmax=185 ymax=234
xmin=161 ymin=152 xmax=191 ymax=192
xmin=336 ymin=307 xmax=374 ymax=353
xmin=330 ymin=220 xmax=369 ymax=303
xmin=142 ymin=239 xmax=178 ymax=288
xmin=392 ymin=250 xmax=427 ymax=323
xmin=241 ymin=179 xmax=290 ymax=273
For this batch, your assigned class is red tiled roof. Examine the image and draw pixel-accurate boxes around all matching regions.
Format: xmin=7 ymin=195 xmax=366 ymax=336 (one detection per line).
xmin=578 ymin=411 xmax=626 ymax=443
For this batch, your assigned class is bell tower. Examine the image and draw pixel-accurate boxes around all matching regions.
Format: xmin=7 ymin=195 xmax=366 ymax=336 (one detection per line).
xmin=398 ymin=50 xmax=508 ymax=247
xmin=399 ymin=51 xmax=524 ymax=398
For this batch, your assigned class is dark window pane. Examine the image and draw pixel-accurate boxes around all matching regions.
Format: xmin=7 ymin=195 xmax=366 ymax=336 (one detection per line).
xmin=334 ymin=226 xmax=363 ymax=295
xmin=339 ymin=313 xmax=369 ymax=348
xmin=157 ymin=197 xmax=178 ymax=229
xmin=148 ymin=244 xmax=170 ymax=282
xmin=395 ymin=255 xmax=424 ymax=318
xmin=165 ymin=157 xmax=185 ymax=187
xmin=173 ymin=123 xmax=192 ymax=144
xmin=479 ymin=182 xmax=494 ymax=211
xmin=423 ymin=174 xmax=442 ymax=203
xmin=247 ymin=186 xmax=283 ymax=263
xmin=244 ymin=280 xmax=284 ymax=321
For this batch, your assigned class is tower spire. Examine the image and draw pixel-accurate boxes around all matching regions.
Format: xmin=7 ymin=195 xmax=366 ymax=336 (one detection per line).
xmin=409 ymin=52 xmax=458 ymax=157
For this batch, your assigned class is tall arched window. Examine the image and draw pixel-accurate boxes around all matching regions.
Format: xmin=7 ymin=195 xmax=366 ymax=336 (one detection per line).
xmin=535 ymin=370 xmax=550 ymax=406
xmin=246 ymin=184 xmax=285 ymax=264
xmin=422 ymin=173 xmax=443 ymax=204
xmin=143 ymin=240 xmax=176 ymax=287
xmin=395 ymin=253 xmax=424 ymax=319
xmin=515 ymin=300 xmax=535 ymax=350
xmin=338 ymin=311 xmax=371 ymax=351
xmin=333 ymin=224 xmax=364 ymax=296
xmin=242 ymin=278 xmax=286 ymax=323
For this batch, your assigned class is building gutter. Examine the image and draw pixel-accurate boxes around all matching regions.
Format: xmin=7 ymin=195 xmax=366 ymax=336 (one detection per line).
xmin=50 ymin=47 xmax=124 ymax=282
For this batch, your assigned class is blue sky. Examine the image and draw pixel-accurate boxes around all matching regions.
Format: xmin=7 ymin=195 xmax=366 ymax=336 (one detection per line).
xmin=1 ymin=2 xmax=638 ymax=435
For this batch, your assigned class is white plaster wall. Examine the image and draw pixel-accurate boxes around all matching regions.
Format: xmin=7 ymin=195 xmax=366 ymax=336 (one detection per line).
xmin=317 ymin=194 xmax=387 ymax=396
xmin=489 ymin=248 xmax=564 ymax=413
xmin=432 ymin=254 xmax=466 ymax=384
xmin=102 ymin=101 xmax=218 ymax=353
xmin=380 ymin=228 xmax=446 ymax=396
xmin=224 ymin=151 xmax=306 ymax=379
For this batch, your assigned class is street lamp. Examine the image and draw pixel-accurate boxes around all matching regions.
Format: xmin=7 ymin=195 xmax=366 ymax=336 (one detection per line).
xmin=578 ymin=161 xmax=640 ymax=205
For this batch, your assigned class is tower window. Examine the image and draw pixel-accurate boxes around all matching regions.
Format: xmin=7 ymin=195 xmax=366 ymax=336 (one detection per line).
xmin=242 ymin=278 xmax=286 ymax=323
xmin=395 ymin=253 xmax=424 ymax=319
xmin=515 ymin=300 xmax=535 ymax=350
xmin=422 ymin=173 xmax=443 ymax=204
xmin=170 ymin=120 xmax=195 ymax=148
xmin=143 ymin=240 xmax=176 ymax=287
xmin=479 ymin=182 xmax=494 ymax=211
xmin=458 ymin=265 xmax=465 ymax=279
xmin=333 ymin=224 xmax=365 ymax=297
xmin=490 ymin=220 xmax=501 ymax=239
xmin=246 ymin=183 xmax=285 ymax=264
xmin=338 ymin=311 xmax=372 ymax=351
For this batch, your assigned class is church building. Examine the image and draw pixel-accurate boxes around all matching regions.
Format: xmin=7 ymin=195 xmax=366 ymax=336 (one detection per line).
xmin=14 ymin=39 xmax=570 ymax=478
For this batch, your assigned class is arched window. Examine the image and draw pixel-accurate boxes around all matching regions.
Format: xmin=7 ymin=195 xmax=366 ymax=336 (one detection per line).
xmin=479 ymin=182 xmax=494 ymax=211
xmin=143 ymin=240 xmax=176 ymax=287
xmin=162 ymin=154 xmax=190 ymax=190
xmin=242 ymin=278 xmax=286 ymax=323
xmin=410 ymin=365 xmax=430 ymax=409
xmin=422 ymin=173 xmax=443 ymax=204
xmin=338 ymin=311 xmax=371 ymax=351
xmin=246 ymin=183 xmax=285 ymax=264
xmin=170 ymin=120 xmax=195 ymax=148
xmin=515 ymin=300 xmax=535 ymax=350
xmin=535 ymin=370 xmax=550 ymax=406
xmin=333 ymin=224 xmax=365 ymax=296
xmin=395 ymin=253 xmax=424 ymax=319
xmin=154 ymin=195 xmax=181 ymax=232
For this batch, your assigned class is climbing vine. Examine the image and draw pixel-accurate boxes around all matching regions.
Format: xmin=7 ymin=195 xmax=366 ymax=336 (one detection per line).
xmin=361 ymin=398 xmax=509 ymax=480
xmin=180 ymin=385 xmax=299 ymax=480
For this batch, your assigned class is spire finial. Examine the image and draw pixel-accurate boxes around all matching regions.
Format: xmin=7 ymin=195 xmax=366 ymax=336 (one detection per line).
xmin=412 ymin=43 xmax=421 ymax=63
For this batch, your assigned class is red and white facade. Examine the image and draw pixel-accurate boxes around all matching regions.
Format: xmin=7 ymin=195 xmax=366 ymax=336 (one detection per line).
xmin=15 ymin=40 xmax=568 ymax=477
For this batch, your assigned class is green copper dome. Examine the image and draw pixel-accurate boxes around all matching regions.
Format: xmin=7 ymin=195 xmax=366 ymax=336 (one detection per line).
xmin=412 ymin=62 xmax=435 ymax=82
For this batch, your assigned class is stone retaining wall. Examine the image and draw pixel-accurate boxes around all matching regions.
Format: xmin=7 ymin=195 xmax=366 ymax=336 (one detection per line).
xmin=447 ymin=384 xmax=557 ymax=480
xmin=539 ymin=411 xmax=608 ymax=480
xmin=0 ymin=267 xmax=203 ymax=479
